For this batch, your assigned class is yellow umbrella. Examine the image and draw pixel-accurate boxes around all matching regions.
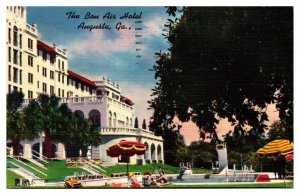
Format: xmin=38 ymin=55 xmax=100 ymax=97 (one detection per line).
xmin=256 ymin=139 xmax=293 ymax=159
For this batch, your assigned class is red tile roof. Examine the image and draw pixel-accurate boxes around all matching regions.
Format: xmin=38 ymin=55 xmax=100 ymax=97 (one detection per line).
xmin=37 ymin=40 xmax=58 ymax=55
xmin=68 ymin=70 xmax=97 ymax=88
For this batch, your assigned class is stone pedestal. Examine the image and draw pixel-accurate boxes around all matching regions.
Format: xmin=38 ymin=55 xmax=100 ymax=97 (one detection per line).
xmin=56 ymin=143 xmax=66 ymax=160
xmin=23 ymin=142 xmax=32 ymax=159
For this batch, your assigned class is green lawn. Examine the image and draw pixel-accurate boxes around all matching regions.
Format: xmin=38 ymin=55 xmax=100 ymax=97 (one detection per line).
xmin=7 ymin=170 xmax=23 ymax=188
xmin=7 ymin=157 xmax=47 ymax=179
xmin=46 ymin=160 xmax=91 ymax=182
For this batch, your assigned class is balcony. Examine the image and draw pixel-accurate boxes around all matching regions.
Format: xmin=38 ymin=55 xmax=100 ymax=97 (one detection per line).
xmin=23 ymin=96 xmax=103 ymax=105
xmin=25 ymin=24 xmax=38 ymax=36
xmin=99 ymin=127 xmax=163 ymax=141
xmin=107 ymin=97 xmax=133 ymax=111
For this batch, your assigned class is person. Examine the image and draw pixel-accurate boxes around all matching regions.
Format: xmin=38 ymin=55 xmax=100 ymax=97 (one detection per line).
xmin=142 ymin=170 xmax=169 ymax=187
xmin=128 ymin=172 xmax=142 ymax=188
xmin=157 ymin=168 xmax=168 ymax=183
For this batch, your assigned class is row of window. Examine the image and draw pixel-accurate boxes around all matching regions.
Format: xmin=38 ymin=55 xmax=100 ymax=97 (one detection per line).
xmin=8 ymin=84 xmax=22 ymax=94
xmin=8 ymin=47 xmax=35 ymax=67
xmin=8 ymin=27 xmax=34 ymax=51
xmin=8 ymin=66 xmax=22 ymax=84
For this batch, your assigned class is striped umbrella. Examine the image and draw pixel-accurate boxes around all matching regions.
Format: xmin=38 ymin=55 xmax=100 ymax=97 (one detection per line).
xmin=256 ymin=139 xmax=293 ymax=159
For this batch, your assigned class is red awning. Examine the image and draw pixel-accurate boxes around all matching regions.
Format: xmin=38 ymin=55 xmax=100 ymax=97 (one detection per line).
xmin=37 ymin=40 xmax=58 ymax=55
xmin=120 ymin=95 xmax=134 ymax=106
xmin=68 ymin=70 xmax=96 ymax=88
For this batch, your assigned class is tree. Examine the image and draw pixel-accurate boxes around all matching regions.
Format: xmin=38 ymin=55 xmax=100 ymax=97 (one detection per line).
xmin=7 ymin=91 xmax=25 ymax=155
xmin=7 ymin=91 xmax=41 ymax=156
xmin=34 ymin=94 xmax=62 ymax=158
xmin=142 ymin=119 xmax=147 ymax=129
xmin=162 ymin=129 xmax=187 ymax=166
xmin=134 ymin=117 xmax=139 ymax=128
xmin=186 ymin=141 xmax=217 ymax=169
xmin=268 ymin=120 xmax=293 ymax=141
xmin=149 ymin=7 xmax=293 ymax=141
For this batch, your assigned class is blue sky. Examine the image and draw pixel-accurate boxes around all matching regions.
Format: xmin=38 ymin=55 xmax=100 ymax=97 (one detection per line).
xmin=27 ymin=6 xmax=171 ymax=123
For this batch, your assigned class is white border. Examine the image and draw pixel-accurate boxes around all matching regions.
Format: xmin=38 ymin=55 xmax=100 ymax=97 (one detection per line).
xmin=1 ymin=1 xmax=298 ymax=195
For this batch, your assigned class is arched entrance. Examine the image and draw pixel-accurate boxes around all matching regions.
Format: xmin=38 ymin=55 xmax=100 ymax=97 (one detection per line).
xmin=151 ymin=144 xmax=156 ymax=163
xmin=157 ymin=145 xmax=162 ymax=163
xmin=89 ymin=109 xmax=101 ymax=127
xmin=74 ymin=110 xmax=84 ymax=118
xmin=144 ymin=142 xmax=150 ymax=163
xmin=65 ymin=145 xmax=81 ymax=158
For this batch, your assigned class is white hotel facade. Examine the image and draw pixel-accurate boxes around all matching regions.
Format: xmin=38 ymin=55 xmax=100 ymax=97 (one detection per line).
xmin=6 ymin=6 xmax=164 ymax=165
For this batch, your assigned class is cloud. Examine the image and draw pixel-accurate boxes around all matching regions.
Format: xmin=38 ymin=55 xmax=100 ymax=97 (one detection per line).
xmin=66 ymin=28 xmax=139 ymax=57
xmin=118 ymin=81 xmax=153 ymax=128
xmin=143 ymin=16 xmax=166 ymax=38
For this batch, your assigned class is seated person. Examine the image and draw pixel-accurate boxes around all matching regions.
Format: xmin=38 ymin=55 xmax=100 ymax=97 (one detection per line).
xmin=128 ymin=172 xmax=142 ymax=188
xmin=142 ymin=171 xmax=167 ymax=187
xmin=157 ymin=169 xmax=168 ymax=184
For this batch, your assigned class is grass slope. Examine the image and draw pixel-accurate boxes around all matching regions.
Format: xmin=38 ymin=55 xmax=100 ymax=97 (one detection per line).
xmin=7 ymin=170 xmax=23 ymax=189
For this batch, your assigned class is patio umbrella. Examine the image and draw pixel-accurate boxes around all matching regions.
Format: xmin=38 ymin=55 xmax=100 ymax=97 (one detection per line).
xmin=285 ymin=154 xmax=293 ymax=162
xmin=256 ymin=139 xmax=293 ymax=159
xmin=106 ymin=141 xmax=146 ymax=175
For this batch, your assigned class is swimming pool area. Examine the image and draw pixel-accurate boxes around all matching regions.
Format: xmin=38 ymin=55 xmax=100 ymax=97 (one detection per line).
xmin=172 ymin=177 xmax=256 ymax=183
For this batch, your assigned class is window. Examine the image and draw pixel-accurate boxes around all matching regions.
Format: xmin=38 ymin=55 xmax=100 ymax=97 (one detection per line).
xmin=28 ymin=38 xmax=33 ymax=50
xmin=89 ymin=88 xmax=93 ymax=95
xmin=8 ymin=84 xmax=11 ymax=94
xmin=50 ymin=70 xmax=54 ymax=79
xmin=50 ymin=85 xmax=54 ymax=95
xmin=37 ymin=81 xmax=40 ymax=88
xmin=42 ymin=83 xmax=47 ymax=93
xmin=19 ymin=70 xmax=22 ymax=84
xmin=42 ymin=51 xmax=47 ymax=61
xmin=62 ymin=61 xmax=64 ymax=70
xmin=8 ymin=65 xmax=11 ymax=81
xmin=28 ymin=55 xmax=33 ymax=66
xmin=28 ymin=90 xmax=33 ymax=99
xmin=8 ymin=47 xmax=11 ymax=62
xmin=19 ymin=34 xmax=22 ymax=48
xmin=62 ymin=90 xmax=64 ymax=97
xmin=13 ymin=86 xmax=18 ymax=92
xmin=8 ymin=28 xmax=11 ymax=44
xmin=58 ymin=59 xmax=60 ymax=69
xmin=13 ymin=26 xmax=18 ymax=46
xmin=67 ymin=77 xmax=69 ymax=85
xmin=62 ymin=75 xmax=64 ymax=83
xmin=28 ymin=73 xmax=33 ymax=84
xmin=42 ymin=67 xmax=47 ymax=77
xmin=58 ymin=73 xmax=60 ymax=82
xmin=19 ymin=52 xmax=22 ymax=66
xmin=58 ymin=88 xmax=61 ymax=96
xmin=13 ymin=49 xmax=18 ymax=64
xmin=13 ymin=67 xmax=18 ymax=83
xmin=75 ymin=81 xmax=78 ymax=89
xmin=81 ymin=84 xmax=84 ymax=91
xmin=37 ymin=65 xmax=39 ymax=72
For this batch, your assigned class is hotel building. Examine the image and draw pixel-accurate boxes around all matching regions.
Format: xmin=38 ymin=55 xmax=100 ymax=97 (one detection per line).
xmin=6 ymin=6 xmax=164 ymax=165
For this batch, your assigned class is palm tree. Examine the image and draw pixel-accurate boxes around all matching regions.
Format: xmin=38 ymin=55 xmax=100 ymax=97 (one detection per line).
xmin=7 ymin=91 xmax=25 ymax=156
xmin=35 ymin=94 xmax=61 ymax=158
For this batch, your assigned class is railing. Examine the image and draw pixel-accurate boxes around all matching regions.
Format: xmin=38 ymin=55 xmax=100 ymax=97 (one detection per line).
xmin=23 ymin=96 xmax=103 ymax=105
xmin=107 ymin=97 xmax=133 ymax=110
xmin=26 ymin=24 xmax=37 ymax=34
xmin=99 ymin=127 xmax=163 ymax=140
xmin=61 ymin=96 xmax=103 ymax=104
